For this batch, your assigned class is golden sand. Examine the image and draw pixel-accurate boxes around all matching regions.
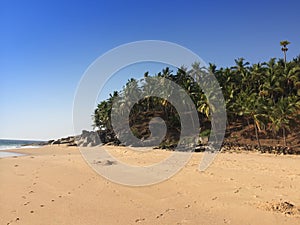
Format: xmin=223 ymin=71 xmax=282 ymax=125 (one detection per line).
xmin=1 ymin=145 xmax=300 ymax=225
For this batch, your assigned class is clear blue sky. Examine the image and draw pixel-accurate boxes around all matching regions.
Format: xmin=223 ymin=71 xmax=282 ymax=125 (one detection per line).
xmin=1 ymin=0 xmax=299 ymax=140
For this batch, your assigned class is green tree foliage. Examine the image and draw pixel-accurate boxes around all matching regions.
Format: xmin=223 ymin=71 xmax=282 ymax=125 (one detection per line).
xmin=93 ymin=55 xmax=300 ymax=148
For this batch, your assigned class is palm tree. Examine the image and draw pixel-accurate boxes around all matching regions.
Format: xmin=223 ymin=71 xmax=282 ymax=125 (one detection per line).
xmin=250 ymin=62 xmax=267 ymax=93
xmin=234 ymin=92 xmax=267 ymax=149
xmin=268 ymin=96 xmax=299 ymax=146
xmin=261 ymin=58 xmax=284 ymax=104
xmin=281 ymin=65 xmax=300 ymax=96
xmin=94 ymin=101 xmax=111 ymax=130
xmin=280 ymin=40 xmax=291 ymax=65
xmin=93 ymin=58 xmax=300 ymax=150
xmin=231 ymin=58 xmax=251 ymax=94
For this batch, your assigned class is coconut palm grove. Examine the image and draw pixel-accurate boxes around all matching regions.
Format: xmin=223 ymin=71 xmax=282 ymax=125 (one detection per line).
xmin=93 ymin=41 xmax=300 ymax=153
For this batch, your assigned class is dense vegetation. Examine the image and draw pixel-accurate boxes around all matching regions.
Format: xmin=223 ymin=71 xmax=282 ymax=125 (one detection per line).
xmin=93 ymin=42 xmax=300 ymax=151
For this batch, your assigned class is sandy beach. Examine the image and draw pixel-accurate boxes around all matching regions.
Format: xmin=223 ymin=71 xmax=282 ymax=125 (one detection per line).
xmin=1 ymin=145 xmax=300 ymax=225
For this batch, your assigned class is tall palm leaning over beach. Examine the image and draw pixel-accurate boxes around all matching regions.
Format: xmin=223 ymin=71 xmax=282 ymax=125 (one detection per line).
xmin=234 ymin=91 xmax=266 ymax=150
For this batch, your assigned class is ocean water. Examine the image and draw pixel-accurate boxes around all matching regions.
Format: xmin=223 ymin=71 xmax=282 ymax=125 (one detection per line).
xmin=0 ymin=139 xmax=43 ymax=158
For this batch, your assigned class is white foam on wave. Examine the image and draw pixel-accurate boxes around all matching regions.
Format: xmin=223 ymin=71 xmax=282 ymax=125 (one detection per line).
xmin=0 ymin=145 xmax=20 ymax=151
xmin=0 ymin=145 xmax=40 ymax=151
xmin=19 ymin=145 xmax=41 ymax=149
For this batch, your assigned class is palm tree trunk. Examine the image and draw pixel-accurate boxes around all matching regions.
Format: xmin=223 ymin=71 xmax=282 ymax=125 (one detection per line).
xmin=254 ymin=122 xmax=261 ymax=150
xmin=284 ymin=51 xmax=287 ymax=65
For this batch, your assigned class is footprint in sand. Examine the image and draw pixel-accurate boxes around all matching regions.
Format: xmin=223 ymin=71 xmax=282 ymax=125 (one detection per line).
xmin=5 ymin=218 xmax=19 ymax=225
xmin=156 ymin=208 xmax=175 ymax=218
xmin=234 ymin=187 xmax=242 ymax=193
xmin=165 ymin=208 xmax=175 ymax=213
xmin=156 ymin=213 xmax=163 ymax=218
xmin=223 ymin=218 xmax=231 ymax=223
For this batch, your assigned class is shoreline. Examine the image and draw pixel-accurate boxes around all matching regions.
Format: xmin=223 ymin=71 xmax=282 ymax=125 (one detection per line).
xmin=6 ymin=143 xmax=300 ymax=158
xmin=0 ymin=146 xmax=41 ymax=158
xmin=0 ymin=151 xmax=26 ymax=158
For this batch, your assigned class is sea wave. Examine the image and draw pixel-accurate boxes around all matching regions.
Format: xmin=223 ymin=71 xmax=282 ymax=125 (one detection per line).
xmin=0 ymin=145 xmax=40 ymax=151
xmin=0 ymin=139 xmax=44 ymax=151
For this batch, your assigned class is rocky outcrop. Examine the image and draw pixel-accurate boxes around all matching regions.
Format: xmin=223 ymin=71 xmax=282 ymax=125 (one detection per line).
xmin=50 ymin=136 xmax=76 ymax=146
xmin=75 ymin=130 xmax=101 ymax=147
xmin=48 ymin=129 xmax=119 ymax=148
